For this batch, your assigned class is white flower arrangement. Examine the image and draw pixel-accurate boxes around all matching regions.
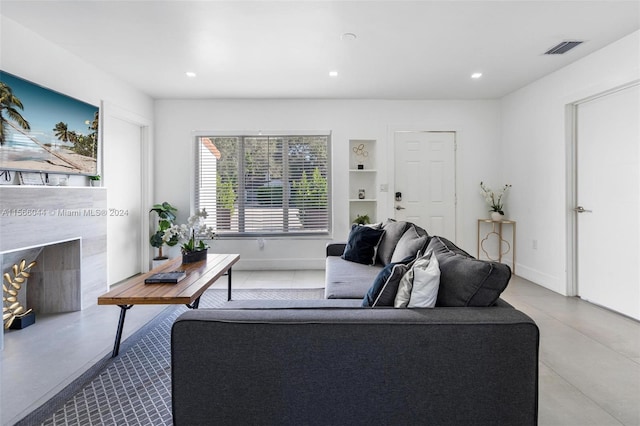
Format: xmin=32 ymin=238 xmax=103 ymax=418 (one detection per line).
xmin=163 ymin=209 xmax=216 ymax=254
xmin=480 ymin=182 xmax=512 ymax=215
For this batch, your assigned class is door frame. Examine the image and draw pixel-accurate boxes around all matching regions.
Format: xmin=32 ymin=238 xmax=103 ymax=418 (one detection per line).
xmin=386 ymin=126 xmax=458 ymax=242
xmin=565 ymin=80 xmax=640 ymax=297
xmin=102 ymin=101 xmax=153 ymax=274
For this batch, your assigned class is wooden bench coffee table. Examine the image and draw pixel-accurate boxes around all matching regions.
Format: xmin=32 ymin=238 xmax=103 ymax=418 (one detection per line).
xmin=98 ymin=253 xmax=240 ymax=357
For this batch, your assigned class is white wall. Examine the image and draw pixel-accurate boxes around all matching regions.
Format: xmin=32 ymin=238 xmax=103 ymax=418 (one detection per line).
xmin=154 ymin=99 xmax=501 ymax=269
xmin=0 ymin=16 xmax=154 ymax=126
xmin=501 ymin=30 xmax=640 ymax=295
xmin=0 ymin=16 xmax=155 ymax=283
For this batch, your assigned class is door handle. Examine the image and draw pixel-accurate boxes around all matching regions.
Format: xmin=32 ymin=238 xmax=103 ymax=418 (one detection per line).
xmin=573 ymin=206 xmax=592 ymax=213
xmin=395 ymin=205 xmax=406 ymax=210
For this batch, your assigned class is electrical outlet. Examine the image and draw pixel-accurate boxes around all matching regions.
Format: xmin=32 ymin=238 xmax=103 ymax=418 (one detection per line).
xmin=532 ymin=239 xmax=538 ymax=250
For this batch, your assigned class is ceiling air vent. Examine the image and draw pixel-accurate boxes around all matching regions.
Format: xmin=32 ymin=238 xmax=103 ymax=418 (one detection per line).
xmin=544 ymin=40 xmax=584 ymax=55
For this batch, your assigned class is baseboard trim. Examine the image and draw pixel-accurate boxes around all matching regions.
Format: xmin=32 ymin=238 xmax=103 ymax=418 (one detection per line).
xmin=234 ymin=258 xmax=325 ymax=270
xmin=515 ymin=263 xmax=567 ymax=296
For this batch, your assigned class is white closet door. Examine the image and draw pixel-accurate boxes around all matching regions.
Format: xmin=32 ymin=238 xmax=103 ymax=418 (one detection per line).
xmin=576 ymin=84 xmax=639 ymax=320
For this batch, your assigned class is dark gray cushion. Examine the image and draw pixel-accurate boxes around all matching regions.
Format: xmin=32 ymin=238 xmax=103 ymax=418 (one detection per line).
xmin=326 ymin=242 xmax=347 ymax=257
xmin=341 ymin=224 xmax=385 ymax=265
xmin=376 ymin=219 xmax=410 ymax=265
xmin=172 ymin=307 xmax=539 ymax=426
xmin=390 ymin=225 xmax=429 ymax=263
xmin=427 ymin=236 xmax=511 ymax=307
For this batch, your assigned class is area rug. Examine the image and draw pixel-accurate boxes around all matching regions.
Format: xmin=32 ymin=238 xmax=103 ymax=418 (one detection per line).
xmin=17 ymin=288 xmax=324 ymax=426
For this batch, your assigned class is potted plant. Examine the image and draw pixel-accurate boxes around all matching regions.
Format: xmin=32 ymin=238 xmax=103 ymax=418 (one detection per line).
xmin=88 ymin=175 xmax=100 ymax=187
xmin=353 ymin=214 xmax=371 ymax=225
xmin=162 ymin=209 xmax=217 ymax=263
xmin=149 ymin=202 xmax=178 ymax=260
xmin=480 ymin=182 xmax=512 ymax=221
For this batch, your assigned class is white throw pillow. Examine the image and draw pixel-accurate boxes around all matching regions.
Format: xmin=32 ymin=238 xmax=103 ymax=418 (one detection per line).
xmin=407 ymin=254 xmax=440 ymax=308
xmin=394 ymin=250 xmax=433 ymax=308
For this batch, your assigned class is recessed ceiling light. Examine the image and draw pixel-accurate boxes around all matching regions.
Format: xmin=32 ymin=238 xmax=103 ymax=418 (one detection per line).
xmin=185 ymin=71 xmax=197 ymax=78
xmin=341 ymin=32 xmax=357 ymax=41
xmin=329 ymin=71 xmax=339 ymax=77
xmin=471 ymin=72 xmax=483 ymax=79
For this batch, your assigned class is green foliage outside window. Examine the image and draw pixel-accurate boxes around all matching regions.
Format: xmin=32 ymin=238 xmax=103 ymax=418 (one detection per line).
xmin=216 ymin=176 xmax=236 ymax=213
xmin=292 ymin=167 xmax=327 ymax=208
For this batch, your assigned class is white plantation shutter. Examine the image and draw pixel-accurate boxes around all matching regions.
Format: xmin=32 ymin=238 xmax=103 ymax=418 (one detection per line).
xmin=195 ymin=134 xmax=330 ymax=235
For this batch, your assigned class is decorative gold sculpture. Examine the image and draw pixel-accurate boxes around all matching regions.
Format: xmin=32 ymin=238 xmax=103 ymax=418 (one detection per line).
xmin=352 ymin=143 xmax=369 ymax=158
xmin=2 ymin=259 xmax=36 ymax=329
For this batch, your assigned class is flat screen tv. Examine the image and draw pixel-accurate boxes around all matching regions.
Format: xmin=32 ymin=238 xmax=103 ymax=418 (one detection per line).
xmin=0 ymin=71 xmax=99 ymax=176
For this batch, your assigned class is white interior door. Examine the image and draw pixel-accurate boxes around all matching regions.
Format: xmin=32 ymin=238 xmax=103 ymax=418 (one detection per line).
xmin=104 ymin=116 xmax=143 ymax=285
xmin=394 ymin=131 xmax=456 ymax=239
xmin=576 ymin=84 xmax=639 ymax=320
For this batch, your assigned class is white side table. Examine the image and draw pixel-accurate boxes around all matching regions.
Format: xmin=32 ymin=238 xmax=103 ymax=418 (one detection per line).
xmin=477 ymin=219 xmax=516 ymax=274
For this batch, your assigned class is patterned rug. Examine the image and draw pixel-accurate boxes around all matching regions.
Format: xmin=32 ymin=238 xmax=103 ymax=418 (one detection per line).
xmin=17 ymin=288 xmax=324 ymax=426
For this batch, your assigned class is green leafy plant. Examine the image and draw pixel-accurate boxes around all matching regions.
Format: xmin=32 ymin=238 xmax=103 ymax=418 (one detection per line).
xmin=480 ymin=182 xmax=512 ymax=215
xmin=292 ymin=168 xmax=328 ymax=229
xmin=292 ymin=167 xmax=327 ymax=208
xmin=353 ymin=214 xmax=371 ymax=225
xmin=149 ymin=202 xmax=178 ymax=259
xmin=216 ymin=176 xmax=236 ymax=213
xmin=88 ymin=174 xmax=100 ymax=181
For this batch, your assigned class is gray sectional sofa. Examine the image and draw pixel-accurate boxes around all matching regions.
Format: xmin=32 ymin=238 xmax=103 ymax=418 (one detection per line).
xmin=171 ymin=220 xmax=539 ymax=425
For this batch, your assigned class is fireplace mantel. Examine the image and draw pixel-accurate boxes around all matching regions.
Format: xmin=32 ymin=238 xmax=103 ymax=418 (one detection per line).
xmin=0 ymin=186 xmax=108 ymax=310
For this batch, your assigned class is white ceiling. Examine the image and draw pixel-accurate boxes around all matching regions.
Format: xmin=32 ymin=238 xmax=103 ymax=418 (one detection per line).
xmin=2 ymin=1 xmax=639 ymax=100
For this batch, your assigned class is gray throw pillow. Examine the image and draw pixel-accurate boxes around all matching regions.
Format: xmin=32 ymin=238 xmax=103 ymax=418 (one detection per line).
xmin=414 ymin=224 xmax=429 ymax=238
xmin=390 ymin=225 xmax=429 ymax=263
xmin=427 ymin=236 xmax=511 ymax=307
xmin=376 ymin=219 xmax=410 ymax=265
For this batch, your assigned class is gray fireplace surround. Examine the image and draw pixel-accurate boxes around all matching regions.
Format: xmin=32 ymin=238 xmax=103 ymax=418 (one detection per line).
xmin=0 ymin=186 xmax=107 ymax=349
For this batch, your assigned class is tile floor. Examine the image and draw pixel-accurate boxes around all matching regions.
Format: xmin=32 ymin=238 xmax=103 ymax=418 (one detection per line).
xmin=502 ymin=277 xmax=640 ymax=425
xmin=1 ymin=271 xmax=639 ymax=425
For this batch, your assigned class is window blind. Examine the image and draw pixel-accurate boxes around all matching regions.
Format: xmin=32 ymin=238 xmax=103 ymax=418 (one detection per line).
xmin=195 ymin=134 xmax=330 ymax=235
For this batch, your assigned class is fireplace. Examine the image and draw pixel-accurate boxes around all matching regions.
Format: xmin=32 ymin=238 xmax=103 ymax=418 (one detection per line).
xmin=2 ymin=239 xmax=81 ymax=314
xmin=1 ymin=186 xmax=107 ymax=346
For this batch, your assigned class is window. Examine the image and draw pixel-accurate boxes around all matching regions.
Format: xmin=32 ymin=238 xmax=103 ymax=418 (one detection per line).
xmin=195 ymin=134 xmax=331 ymax=236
